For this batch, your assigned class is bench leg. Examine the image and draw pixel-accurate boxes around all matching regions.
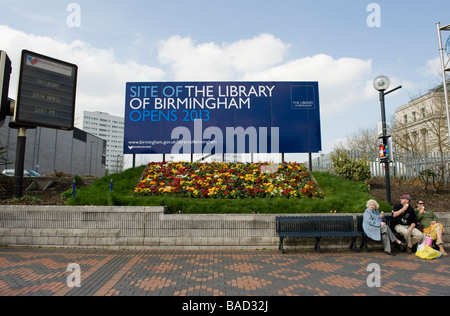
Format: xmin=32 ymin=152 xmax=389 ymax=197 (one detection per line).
xmin=361 ymin=236 xmax=370 ymax=252
xmin=315 ymin=237 xmax=322 ymax=253
xmin=279 ymin=237 xmax=286 ymax=254
xmin=350 ymin=237 xmax=359 ymax=252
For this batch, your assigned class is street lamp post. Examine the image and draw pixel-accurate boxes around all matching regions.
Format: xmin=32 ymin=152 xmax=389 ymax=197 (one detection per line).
xmin=373 ymin=75 xmax=402 ymax=206
xmin=437 ymin=22 xmax=450 ymax=147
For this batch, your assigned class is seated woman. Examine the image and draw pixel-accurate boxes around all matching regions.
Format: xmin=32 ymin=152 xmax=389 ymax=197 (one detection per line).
xmin=363 ymin=199 xmax=404 ymax=256
xmin=415 ymin=199 xmax=447 ymax=256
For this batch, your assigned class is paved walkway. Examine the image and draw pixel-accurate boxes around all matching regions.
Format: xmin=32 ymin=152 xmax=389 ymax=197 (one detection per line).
xmin=0 ymin=247 xmax=449 ymax=298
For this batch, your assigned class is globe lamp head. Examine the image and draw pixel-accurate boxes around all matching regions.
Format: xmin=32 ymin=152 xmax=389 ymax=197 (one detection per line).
xmin=374 ymin=76 xmax=390 ymax=92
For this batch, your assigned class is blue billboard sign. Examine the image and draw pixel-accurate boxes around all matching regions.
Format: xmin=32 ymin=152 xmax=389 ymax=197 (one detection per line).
xmin=123 ymin=82 xmax=321 ymax=155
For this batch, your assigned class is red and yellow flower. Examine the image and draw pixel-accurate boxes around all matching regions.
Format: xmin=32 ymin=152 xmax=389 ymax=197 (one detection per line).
xmin=134 ymin=161 xmax=321 ymax=199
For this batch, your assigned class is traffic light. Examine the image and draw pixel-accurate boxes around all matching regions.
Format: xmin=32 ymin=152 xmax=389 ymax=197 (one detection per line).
xmin=0 ymin=50 xmax=12 ymax=121
xmin=379 ymin=136 xmax=393 ymax=163
xmin=379 ymin=142 xmax=389 ymax=163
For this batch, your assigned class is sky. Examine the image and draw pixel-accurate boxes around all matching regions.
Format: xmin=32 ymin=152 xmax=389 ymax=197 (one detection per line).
xmin=1 ymin=0 xmax=450 ymax=164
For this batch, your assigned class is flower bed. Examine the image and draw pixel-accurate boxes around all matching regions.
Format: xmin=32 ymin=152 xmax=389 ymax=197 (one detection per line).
xmin=135 ymin=161 xmax=321 ymax=199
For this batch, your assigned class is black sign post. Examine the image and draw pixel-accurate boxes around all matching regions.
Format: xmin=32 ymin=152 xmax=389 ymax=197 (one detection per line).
xmin=11 ymin=50 xmax=78 ymax=198
xmin=9 ymin=123 xmax=35 ymax=198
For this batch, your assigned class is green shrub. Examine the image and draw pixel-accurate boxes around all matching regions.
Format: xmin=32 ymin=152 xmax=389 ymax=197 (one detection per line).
xmin=73 ymin=175 xmax=83 ymax=186
xmin=60 ymin=189 xmax=75 ymax=200
xmin=331 ymin=149 xmax=371 ymax=182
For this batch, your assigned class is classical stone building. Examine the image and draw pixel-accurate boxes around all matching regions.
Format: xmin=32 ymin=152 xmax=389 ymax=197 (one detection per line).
xmin=394 ymin=81 xmax=450 ymax=153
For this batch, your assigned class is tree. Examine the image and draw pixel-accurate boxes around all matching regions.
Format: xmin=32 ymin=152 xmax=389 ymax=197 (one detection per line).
xmin=0 ymin=139 xmax=9 ymax=170
xmin=336 ymin=125 xmax=379 ymax=156
xmin=0 ymin=140 xmax=9 ymax=196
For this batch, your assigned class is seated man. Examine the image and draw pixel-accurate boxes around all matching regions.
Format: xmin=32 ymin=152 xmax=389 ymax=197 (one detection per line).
xmin=392 ymin=194 xmax=423 ymax=253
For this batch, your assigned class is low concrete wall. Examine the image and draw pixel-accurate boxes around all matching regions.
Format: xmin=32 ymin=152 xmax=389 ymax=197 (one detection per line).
xmin=0 ymin=206 xmax=449 ymax=250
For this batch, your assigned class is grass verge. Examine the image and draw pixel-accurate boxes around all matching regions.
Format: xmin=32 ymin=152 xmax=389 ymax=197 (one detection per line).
xmin=66 ymin=166 xmax=389 ymax=214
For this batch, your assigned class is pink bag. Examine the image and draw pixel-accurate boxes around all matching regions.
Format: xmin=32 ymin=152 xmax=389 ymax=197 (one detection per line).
xmin=424 ymin=235 xmax=433 ymax=247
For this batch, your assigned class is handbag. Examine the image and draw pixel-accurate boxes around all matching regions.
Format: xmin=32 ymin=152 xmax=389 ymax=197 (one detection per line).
xmin=424 ymin=235 xmax=433 ymax=247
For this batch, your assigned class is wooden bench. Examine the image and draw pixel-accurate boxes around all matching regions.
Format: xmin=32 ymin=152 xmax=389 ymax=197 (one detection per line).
xmin=276 ymin=216 xmax=362 ymax=254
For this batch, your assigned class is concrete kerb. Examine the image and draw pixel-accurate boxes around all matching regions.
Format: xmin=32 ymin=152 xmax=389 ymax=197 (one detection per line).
xmin=0 ymin=205 xmax=448 ymax=250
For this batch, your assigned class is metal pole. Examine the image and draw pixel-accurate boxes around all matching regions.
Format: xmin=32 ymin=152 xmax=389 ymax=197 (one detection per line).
xmin=437 ymin=22 xmax=450 ymax=148
xmin=14 ymin=127 xmax=27 ymax=198
xmin=308 ymin=153 xmax=313 ymax=171
xmin=89 ymin=141 xmax=92 ymax=175
xmin=379 ymin=91 xmax=392 ymax=205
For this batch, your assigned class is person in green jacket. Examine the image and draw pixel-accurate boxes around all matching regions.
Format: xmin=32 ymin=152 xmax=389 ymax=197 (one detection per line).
xmin=415 ymin=199 xmax=446 ymax=256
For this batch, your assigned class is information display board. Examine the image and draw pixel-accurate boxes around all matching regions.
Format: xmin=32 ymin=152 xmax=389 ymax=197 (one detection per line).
xmin=124 ymin=81 xmax=322 ymax=155
xmin=14 ymin=50 xmax=78 ymax=130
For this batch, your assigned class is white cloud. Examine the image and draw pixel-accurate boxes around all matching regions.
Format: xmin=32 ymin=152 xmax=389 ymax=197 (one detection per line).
xmin=0 ymin=25 xmax=165 ymax=117
xmin=1 ymin=25 xmax=375 ymax=118
xmin=157 ymin=33 xmax=289 ymax=81
xmin=243 ymin=54 xmax=374 ymax=115
xmin=157 ymin=35 xmax=374 ymax=115
xmin=418 ymin=57 xmax=442 ymax=78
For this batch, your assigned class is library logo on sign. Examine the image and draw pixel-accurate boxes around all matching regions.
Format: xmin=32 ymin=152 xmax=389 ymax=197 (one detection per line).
xmin=291 ymin=85 xmax=316 ymax=110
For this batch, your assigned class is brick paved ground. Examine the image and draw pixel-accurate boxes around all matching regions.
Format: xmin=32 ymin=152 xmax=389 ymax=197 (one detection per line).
xmin=0 ymin=247 xmax=449 ymax=298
